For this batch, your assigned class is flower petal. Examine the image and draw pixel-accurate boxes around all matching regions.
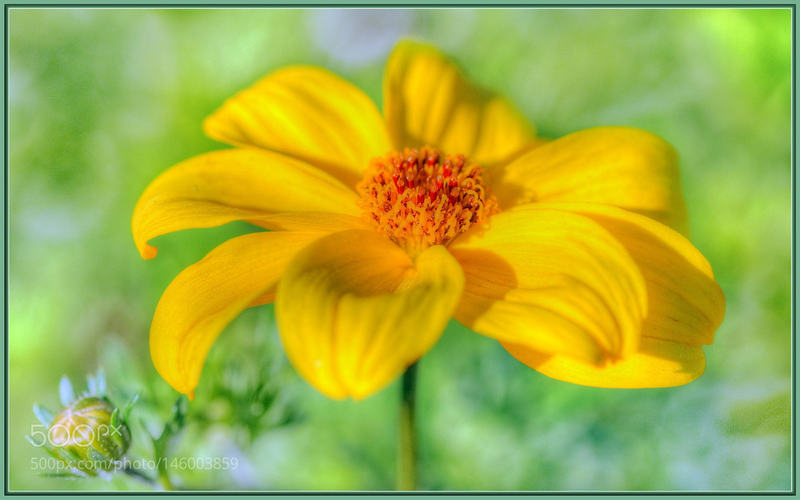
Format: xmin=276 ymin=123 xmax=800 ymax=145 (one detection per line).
xmin=150 ymin=231 xmax=324 ymax=397
xmin=489 ymin=127 xmax=687 ymax=232
xmin=204 ymin=66 xmax=391 ymax=187
xmin=503 ymin=337 xmax=705 ymax=388
xmin=131 ymin=148 xmax=360 ymax=259
xmin=276 ymin=230 xmax=464 ymax=399
xmin=383 ymin=40 xmax=536 ymax=165
xmin=450 ymin=206 xmax=647 ymax=364
xmin=543 ymin=202 xmax=725 ymax=346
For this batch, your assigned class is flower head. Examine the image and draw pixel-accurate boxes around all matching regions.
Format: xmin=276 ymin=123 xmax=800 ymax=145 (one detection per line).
xmin=132 ymin=40 xmax=725 ymax=400
xmin=356 ymin=147 xmax=497 ymax=254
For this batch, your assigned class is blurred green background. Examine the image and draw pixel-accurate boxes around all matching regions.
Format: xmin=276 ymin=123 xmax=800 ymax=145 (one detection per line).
xmin=8 ymin=8 xmax=791 ymax=491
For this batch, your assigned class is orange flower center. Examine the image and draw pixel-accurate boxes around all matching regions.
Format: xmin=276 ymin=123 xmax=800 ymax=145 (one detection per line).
xmin=356 ymin=147 xmax=497 ymax=255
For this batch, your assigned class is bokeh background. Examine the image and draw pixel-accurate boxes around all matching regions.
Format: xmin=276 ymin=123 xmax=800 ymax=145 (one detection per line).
xmin=8 ymin=8 xmax=791 ymax=491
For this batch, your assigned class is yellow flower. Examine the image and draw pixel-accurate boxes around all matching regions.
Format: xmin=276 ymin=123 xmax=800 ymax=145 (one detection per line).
xmin=132 ymin=41 xmax=725 ymax=400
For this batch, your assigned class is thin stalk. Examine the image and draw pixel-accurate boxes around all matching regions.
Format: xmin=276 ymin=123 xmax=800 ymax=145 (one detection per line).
xmin=151 ymin=396 xmax=187 ymax=491
xmin=397 ymin=363 xmax=418 ymax=491
xmin=121 ymin=464 xmax=158 ymax=488
xmin=155 ymin=460 xmax=175 ymax=491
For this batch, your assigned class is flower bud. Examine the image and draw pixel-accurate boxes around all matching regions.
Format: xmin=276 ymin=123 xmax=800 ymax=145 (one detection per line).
xmin=48 ymin=395 xmax=131 ymax=476
xmin=28 ymin=372 xmax=136 ymax=479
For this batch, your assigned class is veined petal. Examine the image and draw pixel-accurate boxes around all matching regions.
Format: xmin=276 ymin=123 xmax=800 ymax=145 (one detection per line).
xmin=131 ymin=148 xmax=360 ymax=259
xmin=204 ymin=66 xmax=391 ymax=187
xmin=503 ymin=337 xmax=705 ymax=388
xmin=247 ymin=212 xmax=369 ymax=233
xmin=276 ymin=230 xmax=464 ymax=399
xmin=544 ymin=202 xmax=725 ymax=346
xmin=450 ymin=206 xmax=647 ymax=364
xmin=383 ymin=40 xmax=536 ymax=166
xmin=150 ymin=231 xmax=324 ymax=397
xmin=489 ymin=127 xmax=687 ymax=232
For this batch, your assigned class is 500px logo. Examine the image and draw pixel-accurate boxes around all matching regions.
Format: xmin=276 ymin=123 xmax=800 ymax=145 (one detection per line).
xmin=28 ymin=422 xmax=127 ymax=447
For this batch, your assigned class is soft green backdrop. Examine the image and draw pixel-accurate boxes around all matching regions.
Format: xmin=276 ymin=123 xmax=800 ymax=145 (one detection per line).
xmin=8 ymin=8 xmax=791 ymax=491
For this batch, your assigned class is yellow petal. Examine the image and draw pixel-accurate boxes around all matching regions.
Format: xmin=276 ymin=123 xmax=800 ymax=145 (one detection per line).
xmin=131 ymin=148 xmax=360 ymax=259
xmin=503 ymin=337 xmax=705 ymax=388
xmin=450 ymin=206 xmax=647 ymax=364
xmin=204 ymin=66 xmax=391 ymax=187
xmin=150 ymin=231 xmax=324 ymax=397
xmin=276 ymin=230 xmax=464 ymax=399
xmin=383 ymin=40 xmax=536 ymax=165
xmin=544 ymin=202 xmax=725 ymax=346
xmin=489 ymin=127 xmax=687 ymax=232
xmin=247 ymin=212 xmax=368 ymax=233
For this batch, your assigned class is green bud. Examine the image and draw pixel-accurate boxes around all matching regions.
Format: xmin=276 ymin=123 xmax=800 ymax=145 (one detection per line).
xmin=29 ymin=371 xmax=136 ymax=479
xmin=48 ymin=396 xmax=132 ymax=476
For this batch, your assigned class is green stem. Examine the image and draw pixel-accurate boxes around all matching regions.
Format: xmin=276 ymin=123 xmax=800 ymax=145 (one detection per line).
xmin=155 ymin=459 xmax=175 ymax=491
xmin=122 ymin=464 xmax=158 ymax=488
xmin=151 ymin=396 xmax=187 ymax=491
xmin=397 ymin=363 xmax=418 ymax=491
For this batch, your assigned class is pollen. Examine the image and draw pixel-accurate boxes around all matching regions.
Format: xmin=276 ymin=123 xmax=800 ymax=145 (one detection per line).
xmin=356 ymin=147 xmax=497 ymax=255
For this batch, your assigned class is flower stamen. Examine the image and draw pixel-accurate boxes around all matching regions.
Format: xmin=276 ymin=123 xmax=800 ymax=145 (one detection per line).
xmin=357 ymin=147 xmax=497 ymax=255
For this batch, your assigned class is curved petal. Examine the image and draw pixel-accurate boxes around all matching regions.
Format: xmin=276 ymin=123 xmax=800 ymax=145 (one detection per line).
xmin=450 ymin=206 xmax=647 ymax=364
xmin=488 ymin=127 xmax=687 ymax=232
xmin=246 ymin=212 xmax=368 ymax=233
xmin=383 ymin=40 xmax=536 ymax=166
xmin=131 ymin=148 xmax=361 ymax=259
xmin=503 ymin=337 xmax=705 ymax=389
xmin=150 ymin=231 xmax=325 ymax=397
xmin=204 ymin=66 xmax=391 ymax=187
xmin=276 ymin=230 xmax=464 ymax=399
xmin=543 ymin=203 xmax=725 ymax=346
